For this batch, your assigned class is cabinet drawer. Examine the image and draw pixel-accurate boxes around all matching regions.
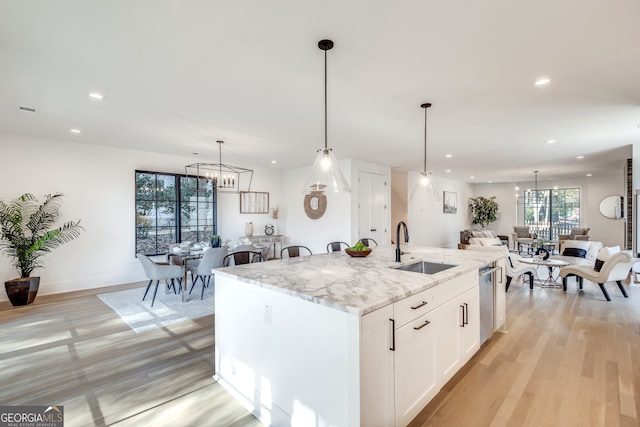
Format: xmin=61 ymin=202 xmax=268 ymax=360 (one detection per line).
xmin=394 ymin=271 xmax=478 ymax=328
xmin=394 ymin=288 xmax=435 ymax=328
xmin=430 ymin=271 xmax=478 ymax=305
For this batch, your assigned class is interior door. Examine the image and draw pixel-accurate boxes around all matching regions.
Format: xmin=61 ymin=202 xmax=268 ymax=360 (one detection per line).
xmin=358 ymin=171 xmax=387 ymax=245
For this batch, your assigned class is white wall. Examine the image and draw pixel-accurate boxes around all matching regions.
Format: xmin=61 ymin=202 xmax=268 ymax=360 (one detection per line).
xmin=281 ymin=161 xmax=353 ymax=255
xmin=391 ymin=170 xmax=408 ymax=230
xmin=0 ymin=132 xmax=284 ymax=301
xmin=408 ymin=173 xmax=474 ymax=248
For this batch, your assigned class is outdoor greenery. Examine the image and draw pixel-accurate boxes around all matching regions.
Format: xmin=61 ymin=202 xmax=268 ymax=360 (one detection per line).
xmin=0 ymin=193 xmax=83 ymax=278
xmin=468 ymin=196 xmax=499 ymax=228
xmin=524 ymin=188 xmax=580 ymax=240
xmin=135 ymin=171 xmax=216 ymax=255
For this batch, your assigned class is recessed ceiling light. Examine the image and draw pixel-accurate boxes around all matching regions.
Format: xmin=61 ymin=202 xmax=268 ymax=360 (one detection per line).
xmin=445 ymin=169 xmax=451 ymax=173
xmin=470 ymin=176 xmax=475 ymax=179
xmin=515 ymin=186 xmax=520 ymax=190
xmin=271 ymin=160 xmax=277 ymax=164
xmin=586 ymin=173 xmax=592 ymax=177
xmin=445 ymin=154 xmax=452 ymax=158
xmin=535 ymin=78 xmax=551 ymax=86
xmin=576 ymin=155 xmax=584 ymax=159
xmin=488 ymin=181 xmax=493 ymax=184
xmin=89 ymin=92 xmax=104 ymax=100
xmin=70 ymin=128 xmax=81 ymax=134
xmin=546 ymin=139 xmax=556 ymax=144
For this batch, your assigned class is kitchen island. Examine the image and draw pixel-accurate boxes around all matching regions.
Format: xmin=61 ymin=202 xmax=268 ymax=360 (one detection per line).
xmin=214 ymin=245 xmax=504 ymax=427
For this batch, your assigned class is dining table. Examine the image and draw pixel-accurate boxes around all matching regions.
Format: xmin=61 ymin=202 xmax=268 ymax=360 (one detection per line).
xmin=168 ymin=248 xmax=206 ymax=302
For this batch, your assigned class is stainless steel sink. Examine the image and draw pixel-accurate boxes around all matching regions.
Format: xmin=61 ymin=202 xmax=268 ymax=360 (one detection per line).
xmin=393 ymin=261 xmax=457 ymax=274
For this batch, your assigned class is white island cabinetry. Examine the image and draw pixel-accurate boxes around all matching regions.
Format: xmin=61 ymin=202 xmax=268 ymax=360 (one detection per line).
xmin=361 ymin=270 xmax=479 ymax=426
xmin=215 ymin=246 xmax=500 ymax=426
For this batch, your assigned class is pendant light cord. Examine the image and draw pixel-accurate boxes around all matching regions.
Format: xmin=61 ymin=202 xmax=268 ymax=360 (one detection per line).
xmin=423 ymin=106 xmax=427 ymax=173
xmin=324 ymin=48 xmax=328 ymax=151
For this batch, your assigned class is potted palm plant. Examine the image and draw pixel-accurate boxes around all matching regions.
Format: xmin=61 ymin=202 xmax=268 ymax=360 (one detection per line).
xmin=0 ymin=193 xmax=83 ymax=306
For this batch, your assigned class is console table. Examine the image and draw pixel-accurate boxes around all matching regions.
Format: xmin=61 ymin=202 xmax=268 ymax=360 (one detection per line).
xmin=240 ymin=235 xmax=285 ymax=259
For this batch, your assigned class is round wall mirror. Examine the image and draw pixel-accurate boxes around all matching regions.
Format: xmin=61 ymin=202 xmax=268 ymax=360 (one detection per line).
xmin=599 ymin=195 xmax=623 ymax=219
xmin=303 ymin=191 xmax=327 ymax=219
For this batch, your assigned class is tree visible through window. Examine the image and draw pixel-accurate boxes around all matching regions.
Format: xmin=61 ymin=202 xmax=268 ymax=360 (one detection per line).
xmin=524 ymin=188 xmax=579 ymax=240
xmin=135 ymin=171 xmax=217 ymax=255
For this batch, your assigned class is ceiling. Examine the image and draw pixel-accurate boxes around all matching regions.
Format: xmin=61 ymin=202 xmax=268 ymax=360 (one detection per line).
xmin=1 ymin=1 xmax=639 ymax=184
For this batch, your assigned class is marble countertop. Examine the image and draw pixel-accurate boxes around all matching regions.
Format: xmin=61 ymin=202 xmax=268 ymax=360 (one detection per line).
xmin=214 ymin=245 xmax=503 ymax=316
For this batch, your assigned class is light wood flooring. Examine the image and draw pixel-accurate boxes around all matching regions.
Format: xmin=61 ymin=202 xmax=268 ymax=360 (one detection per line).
xmin=1 ymin=277 xmax=639 ymax=427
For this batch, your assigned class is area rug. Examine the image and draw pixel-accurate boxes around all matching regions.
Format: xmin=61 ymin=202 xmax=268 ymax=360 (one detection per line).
xmin=97 ymin=283 xmax=214 ymax=334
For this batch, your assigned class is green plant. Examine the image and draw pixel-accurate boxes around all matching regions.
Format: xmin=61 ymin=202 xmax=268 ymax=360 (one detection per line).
xmin=468 ymin=196 xmax=499 ymax=228
xmin=0 ymin=193 xmax=83 ymax=278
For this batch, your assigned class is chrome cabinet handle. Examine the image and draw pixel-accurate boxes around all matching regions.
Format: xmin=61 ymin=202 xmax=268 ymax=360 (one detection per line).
xmin=413 ymin=320 xmax=431 ymax=330
xmin=410 ymin=301 xmax=428 ymax=310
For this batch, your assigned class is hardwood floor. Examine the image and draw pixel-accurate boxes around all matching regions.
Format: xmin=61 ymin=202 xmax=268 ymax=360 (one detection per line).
xmin=409 ymin=278 xmax=640 ymax=427
xmin=1 ymin=277 xmax=638 ymax=427
xmin=0 ymin=281 xmax=262 ymax=427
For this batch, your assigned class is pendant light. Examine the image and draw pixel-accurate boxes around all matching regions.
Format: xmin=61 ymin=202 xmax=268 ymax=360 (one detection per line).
xmin=301 ymin=39 xmax=351 ymax=194
xmin=409 ymin=103 xmax=441 ymax=201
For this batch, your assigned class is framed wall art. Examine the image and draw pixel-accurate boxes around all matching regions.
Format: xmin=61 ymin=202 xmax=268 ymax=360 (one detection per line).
xmin=240 ymin=191 xmax=269 ymax=214
xmin=443 ymin=191 xmax=457 ymax=214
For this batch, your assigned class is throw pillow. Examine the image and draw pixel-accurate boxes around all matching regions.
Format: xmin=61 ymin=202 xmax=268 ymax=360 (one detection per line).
xmin=562 ymin=248 xmax=587 ymax=258
xmin=594 ymin=246 xmax=620 ymax=272
xmin=561 ymin=240 xmax=591 ymax=253
xmin=479 ymin=237 xmax=502 ymax=246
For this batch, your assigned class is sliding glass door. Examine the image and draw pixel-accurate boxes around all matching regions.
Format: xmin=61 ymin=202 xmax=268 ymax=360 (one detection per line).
xmin=524 ymin=188 xmax=580 ymax=240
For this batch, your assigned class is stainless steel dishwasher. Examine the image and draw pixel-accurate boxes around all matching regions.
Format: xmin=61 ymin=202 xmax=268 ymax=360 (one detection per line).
xmin=479 ymin=264 xmax=501 ymax=344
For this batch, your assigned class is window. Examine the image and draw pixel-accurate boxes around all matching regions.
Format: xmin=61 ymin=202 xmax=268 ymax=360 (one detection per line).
xmin=135 ymin=171 xmax=217 ymax=255
xmin=524 ymin=188 xmax=579 ymax=240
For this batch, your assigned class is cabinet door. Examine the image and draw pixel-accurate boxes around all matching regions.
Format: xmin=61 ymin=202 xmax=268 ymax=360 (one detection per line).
xmin=459 ymin=287 xmax=480 ymax=363
xmin=394 ymin=312 xmax=437 ymax=427
xmin=494 ymin=258 xmax=506 ymax=331
xmin=433 ymin=298 xmax=462 ymax=386
xmin=361 ymin=305 xmax=395 ymax=427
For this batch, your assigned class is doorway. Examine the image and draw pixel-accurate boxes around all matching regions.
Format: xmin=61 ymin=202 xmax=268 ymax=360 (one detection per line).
xmin=357 ymin=171 xmax=387 ymax=245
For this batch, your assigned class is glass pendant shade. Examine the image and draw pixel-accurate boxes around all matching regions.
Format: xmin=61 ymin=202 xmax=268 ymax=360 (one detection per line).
xmin=409 ymin=171 xmax=440 ymax=201
xmin=302 ymin=148 xmax=351 ymax=193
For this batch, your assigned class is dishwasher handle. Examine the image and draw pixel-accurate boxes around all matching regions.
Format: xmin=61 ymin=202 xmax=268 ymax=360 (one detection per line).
xmin=479 ymin=266 xmax=501 ymax=277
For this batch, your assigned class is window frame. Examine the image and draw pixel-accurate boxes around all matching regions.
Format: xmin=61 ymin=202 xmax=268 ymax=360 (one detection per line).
xmin=135 ymin=170 xmax=217 ymax=256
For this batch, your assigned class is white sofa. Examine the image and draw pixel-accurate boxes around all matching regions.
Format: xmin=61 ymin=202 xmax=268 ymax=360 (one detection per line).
xmin=549 ymin=240 xmax=603 ymax=266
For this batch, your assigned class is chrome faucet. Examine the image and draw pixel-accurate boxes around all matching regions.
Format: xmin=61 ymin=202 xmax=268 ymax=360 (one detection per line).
xmin=395 ymin=221 xmax=409 ymax=262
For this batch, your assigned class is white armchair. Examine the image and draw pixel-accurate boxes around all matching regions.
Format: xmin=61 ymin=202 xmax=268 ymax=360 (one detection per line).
xmin=559 ymin=249 xmax=635 ymax=301
xmin=505 ymin=252 xmax=537 ymax=291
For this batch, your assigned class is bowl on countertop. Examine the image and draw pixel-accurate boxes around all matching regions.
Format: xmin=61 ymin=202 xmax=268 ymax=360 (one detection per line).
xmin=345 ymin=248 xmax=372 ymax=257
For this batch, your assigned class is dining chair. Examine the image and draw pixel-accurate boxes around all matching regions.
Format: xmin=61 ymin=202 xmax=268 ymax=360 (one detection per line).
xmin=327 ymin=241 xmax=349 ymax=253
xmin=281 ymin=245 xmax=312 ymax=258
xmin=137 ymin=254 xmax=184 ymax=307
xmin=188 ymin=247 xmax=227 ymax=300
xmin=223 ymin=251 xmax=264 ymax=266
xmin=358 ymin=238 xmax=378 ymax=249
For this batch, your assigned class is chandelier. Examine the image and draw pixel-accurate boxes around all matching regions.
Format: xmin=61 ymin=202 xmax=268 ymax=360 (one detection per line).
xmin=185 ymin=140 xmax=253 ymax=193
